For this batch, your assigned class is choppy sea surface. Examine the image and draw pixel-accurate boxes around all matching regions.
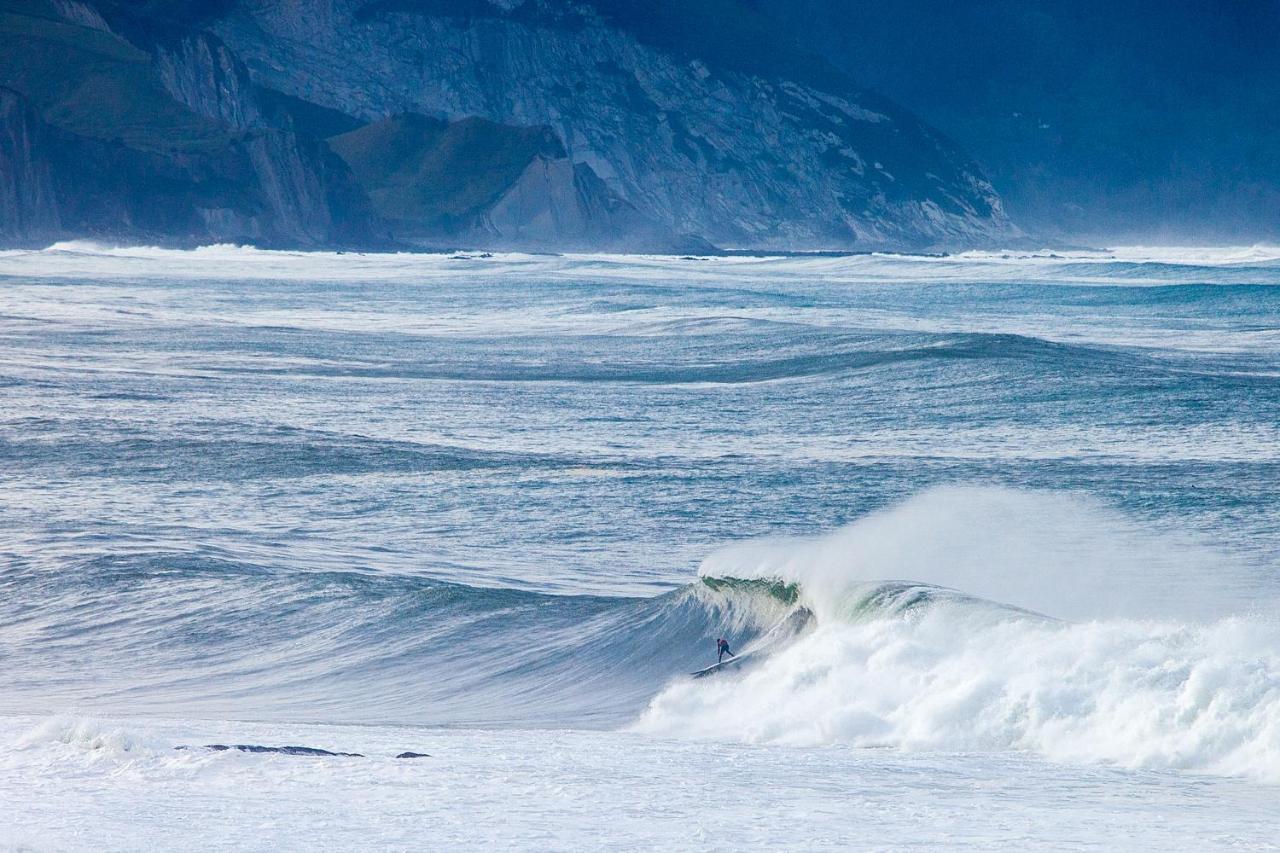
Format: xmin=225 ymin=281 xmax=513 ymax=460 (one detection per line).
xmin=2 ymin=243 xmax=1279 ymax=850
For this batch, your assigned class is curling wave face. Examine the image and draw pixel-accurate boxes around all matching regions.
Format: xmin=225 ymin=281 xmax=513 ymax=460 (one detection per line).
xmin=0 ymin=559 xmax=805 ymax=727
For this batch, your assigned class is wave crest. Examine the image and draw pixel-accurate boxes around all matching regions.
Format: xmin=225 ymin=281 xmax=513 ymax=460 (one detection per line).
xmin=638 ymin=487 xmax=1280 ymax=781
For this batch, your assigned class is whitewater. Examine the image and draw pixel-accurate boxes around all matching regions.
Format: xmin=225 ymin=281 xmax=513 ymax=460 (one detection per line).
xmin=2 ymin=245 xmax=1279 ymax=850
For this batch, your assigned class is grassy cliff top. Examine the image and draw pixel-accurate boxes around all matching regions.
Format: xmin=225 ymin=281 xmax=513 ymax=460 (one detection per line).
xmin=329 ymin=114 xmax=565 ymax=228
xmin=0 ymin=2 xmax=232 ymax=153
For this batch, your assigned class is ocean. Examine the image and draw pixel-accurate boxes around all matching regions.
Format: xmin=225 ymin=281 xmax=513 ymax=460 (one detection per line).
xmin=2 ymin=244 xmax=1279 ymax=850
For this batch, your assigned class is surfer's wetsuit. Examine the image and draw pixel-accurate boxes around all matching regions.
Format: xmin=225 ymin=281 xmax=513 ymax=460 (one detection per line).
xmin=717 ymin=638 xmax=735 ymax=663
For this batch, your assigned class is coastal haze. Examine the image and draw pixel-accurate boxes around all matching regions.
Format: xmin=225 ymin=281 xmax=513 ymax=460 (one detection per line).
xmin=3 ymin=2 xmax=1280 ymax=851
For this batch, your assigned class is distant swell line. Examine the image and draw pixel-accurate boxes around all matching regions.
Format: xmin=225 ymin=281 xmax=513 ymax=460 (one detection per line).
xmin=186 ymin=333 xmax=1133 ymax=385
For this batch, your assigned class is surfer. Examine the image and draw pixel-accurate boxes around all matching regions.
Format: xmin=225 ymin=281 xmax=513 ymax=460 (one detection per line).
xmin=716 ymin=637 xmax=735 ymax=663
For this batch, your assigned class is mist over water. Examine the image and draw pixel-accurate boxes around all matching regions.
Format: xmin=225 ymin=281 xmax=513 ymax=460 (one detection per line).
xmin=641 ymin=486 xmax=1280 ymax=781
xmin=701 ymin=485 xmax=1259 ymax=622
xmin=2 ymin=244 xmax=1279 ymax=797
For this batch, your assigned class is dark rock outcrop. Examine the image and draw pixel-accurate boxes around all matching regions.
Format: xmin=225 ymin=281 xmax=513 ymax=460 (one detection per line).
xmin=173 ymin=744 xmax=431 ymax=758
xmin=0 ymin=87 xmax=61 ymax=245
xmin=197 ymin=744 xmax=365 ymax=757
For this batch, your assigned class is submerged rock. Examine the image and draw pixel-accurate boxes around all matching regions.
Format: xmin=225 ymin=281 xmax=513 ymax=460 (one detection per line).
xmin=186 ymin=744 xmax=366 ymax=757
xmin=174 ymin=744 xmax=432 ymax=758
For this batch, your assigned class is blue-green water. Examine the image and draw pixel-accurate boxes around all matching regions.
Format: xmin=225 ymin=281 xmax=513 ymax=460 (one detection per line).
xmin=1 ymin=246 xmax=1278 ymax=738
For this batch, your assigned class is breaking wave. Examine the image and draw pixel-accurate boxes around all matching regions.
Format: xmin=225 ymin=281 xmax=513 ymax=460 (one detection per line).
xmin=4 ymin=241 xmax=1280 ymax=286
xmin=636 ymin=603 xmax=1280 ymax=781
xmin=5 ymin=486 xmax=1279 ymax=781
xmin=636 ymin=487 xmax=1280 ymax=782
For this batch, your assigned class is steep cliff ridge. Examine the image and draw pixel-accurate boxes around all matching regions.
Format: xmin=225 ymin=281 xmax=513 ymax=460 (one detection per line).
xmin=0 ymin=0 xmax=382 ymax=247
xmin=328 ymin=113 xmax=699 ymax=250
xmin=2 ymin=0 xmax=1022 ymax=251
xmin=209 ymin=0 xmax=1019 ymax=250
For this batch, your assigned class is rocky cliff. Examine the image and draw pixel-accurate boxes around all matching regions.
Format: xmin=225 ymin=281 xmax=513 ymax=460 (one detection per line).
xmin=1 ymin=0 xmax=1023 ymax=251
xmin=209 ymin=0 xmax=1020 ymax=251
xmin=0 ymin=0 xmax=382 ymax=248
xmin=0 ymin=87 xmax=60 ymax=245
xmin=328 ymin=112 xmax=703 ymax=250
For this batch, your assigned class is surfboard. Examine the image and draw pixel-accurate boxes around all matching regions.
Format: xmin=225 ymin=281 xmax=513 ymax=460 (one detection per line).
xmin=691 ymin=655 xmax=742 ymax=678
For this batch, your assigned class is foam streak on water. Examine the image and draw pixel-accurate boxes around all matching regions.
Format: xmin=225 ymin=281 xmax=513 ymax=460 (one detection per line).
xmin=2 ymin=244 xmax=1280 ymax=849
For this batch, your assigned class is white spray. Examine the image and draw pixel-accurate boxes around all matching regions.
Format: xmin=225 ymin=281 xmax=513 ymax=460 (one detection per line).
xmin=637 ymin=487 xmax=1280 ymax=782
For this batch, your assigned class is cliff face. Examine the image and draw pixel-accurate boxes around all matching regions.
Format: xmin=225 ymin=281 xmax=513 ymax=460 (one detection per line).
xmin=0 ymin=0 xmax=382 ymax=248
xmin=153 ymin=29 xmax=264 ymax=131
xmin=0 ymin=88 xmax=60 ymax=245
xmin=327 ymin=112 xmax=701 ymax=251
xmin=209 ymin=0 xmax=1020 ymax=251
xmin=2 ymin=0 xmax=1024 ymax=251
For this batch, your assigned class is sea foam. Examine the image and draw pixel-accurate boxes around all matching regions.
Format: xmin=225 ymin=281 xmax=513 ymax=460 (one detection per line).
xmin=638 ymin=487 xmax=1280 ymax=781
